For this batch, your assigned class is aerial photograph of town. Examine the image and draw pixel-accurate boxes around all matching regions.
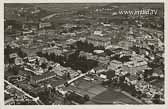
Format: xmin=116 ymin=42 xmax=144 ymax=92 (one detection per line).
xmin=4 ymin=3 xmax=164 ymax=105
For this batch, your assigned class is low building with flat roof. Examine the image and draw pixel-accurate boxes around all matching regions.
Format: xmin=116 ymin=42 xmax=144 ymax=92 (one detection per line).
xmin=30 ymin=72 xmax=57 ymax=85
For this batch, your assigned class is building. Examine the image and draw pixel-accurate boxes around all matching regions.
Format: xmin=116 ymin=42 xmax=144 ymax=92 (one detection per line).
xmin=87 ymin=34 xmax=111 ymax=47
xmin=22 ymin=23 xmax=38 ymax=31
xmin=118 ymin=40 xmax=133 ymax=50
xmin=147 ymin=39 xmax=158 ymax=46
xmin=62 ymin=24 xmax=77 ymax=30
xmin=62 ymin=32 xmax=76 ymax=37
xmin=39 ymin=22 xmax=52 ymax=29
xmin=97 ymin=56 xmax=110 ymax=67
xmin=123 ymin=60 xmax=148 ymax=75
xmin=30 ymin=72 xmax=57 ymax=85
xmin=14 ymin=57 xmax=24 ymax=65
xmin=42 ymin=47 xmax=63 ymax=56
xmin=38 ymin=29 xmax=56 ymax=36
xmin=51 ymin=63 xmax=79 ymax=78
xmin=108 ymin=60 xmax=123 ymax=71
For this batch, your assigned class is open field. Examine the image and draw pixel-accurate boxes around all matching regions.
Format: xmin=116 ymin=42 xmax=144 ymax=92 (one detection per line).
xmin=91 ymin=87 xmax=141 ymax=104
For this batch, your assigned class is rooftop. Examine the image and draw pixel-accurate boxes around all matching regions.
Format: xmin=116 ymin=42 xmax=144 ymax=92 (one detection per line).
xmin=31 ymin=72 xmax=57 ymax=82
xmin=110 ymin=60 xmax=122 ymax=64
xmin=87 ymin=34 xmax=111 ymax=42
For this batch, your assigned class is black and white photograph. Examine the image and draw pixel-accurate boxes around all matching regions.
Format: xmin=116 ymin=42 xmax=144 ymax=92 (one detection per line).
xmin=4 ymin=2 xmax=165 ymax=105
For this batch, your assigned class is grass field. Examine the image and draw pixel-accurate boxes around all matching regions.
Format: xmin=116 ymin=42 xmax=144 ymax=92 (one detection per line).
xmin=91 ymin=87 xmax=141 ymax=104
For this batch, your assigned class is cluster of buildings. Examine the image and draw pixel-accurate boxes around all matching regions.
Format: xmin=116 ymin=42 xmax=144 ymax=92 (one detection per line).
xmin=87 ymin=32 xmax=112 ymax=47
xmin=4 ymin=4 xmax=164 ymax=105
xmin=4 ymin=82 xmax=35 ymax=105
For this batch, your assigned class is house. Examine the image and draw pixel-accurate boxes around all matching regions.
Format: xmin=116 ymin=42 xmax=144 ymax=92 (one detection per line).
xmin=14 ymin=57 xmax=24 ymax=65
xmin=97 ymin=56 xmax=110 ymax=66
xmin=108 ymin=60 xmax=123 ymax=71
xmin=39 ymin=22 xmax=52 ymax=29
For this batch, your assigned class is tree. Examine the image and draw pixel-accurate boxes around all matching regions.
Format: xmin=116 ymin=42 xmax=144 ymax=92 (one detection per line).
xmin=12 ymin=65 xmax=20 ymax=75
xmin=106 ymin=70 xmax=115 ymax=80
xmin=50 ymin=53 xmax=56 ymax=61
xmin=41 ymin=63 xmax=47 ymax=69
xmin=17 ymin=48 xmax=27 ymax=58
xmin=38 ymin=91 xmax=50 ymax=105
xmin=36 ymin=51 xmax=43 ymax=57
xmin=152 ymin=94 xmax=161 ymax=104
xmin=83 ymin=94 xmax=90 ymax=101
xmin=48 ymin=66 xmax=53 ymax=71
